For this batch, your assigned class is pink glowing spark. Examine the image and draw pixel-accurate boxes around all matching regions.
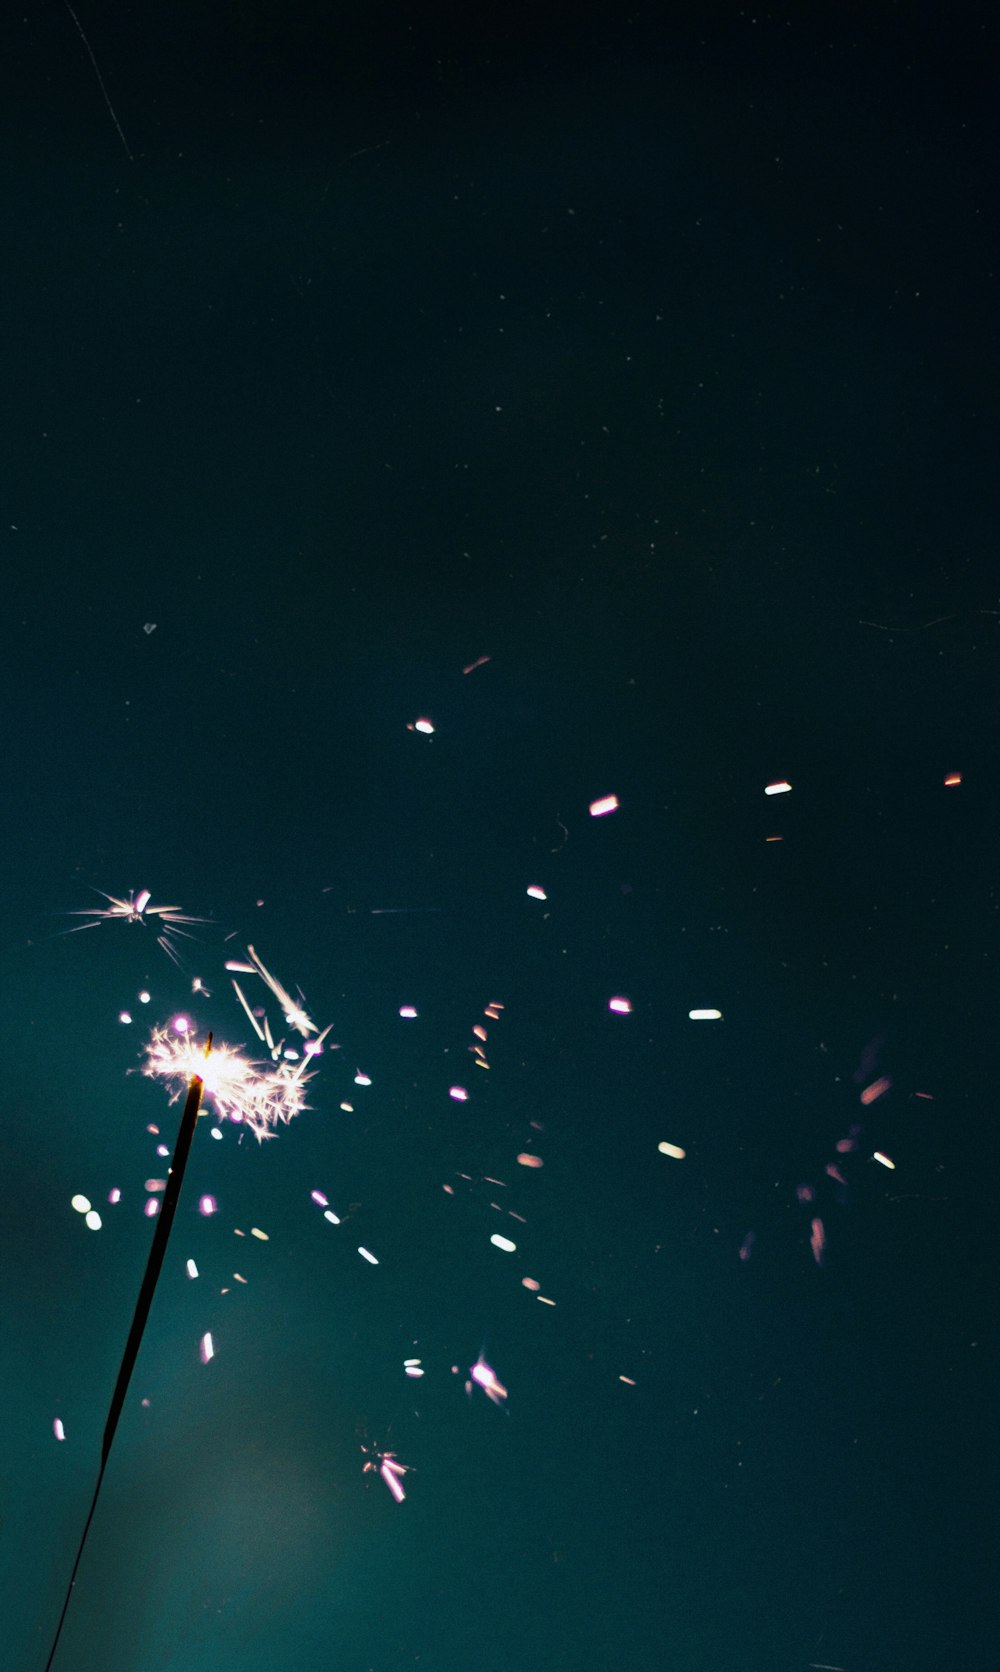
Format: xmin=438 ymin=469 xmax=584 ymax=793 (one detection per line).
xmin=810 ymin=1217 xmax=826 ymax=1265
xmin=516 ymin=1153 xmax=544 ymax=1168
xmin=526 ymin=885 xmax=547 ymax=900
xmin=608 ymin=995 xmax=632 ymax=1014
xmin=53 ymin=1418 xmax=66 ymax=1441
xmin=380 ymin=1458 xmax=408 ymax=1502
xmin=199 ymin=1333 xmax=215 ymax=1364
xmin=462 ymin=653 xmax=491 ymax=675
xmin=860 ymin=1076 xmax=892 ymax=1105
xmin=362 ymin=1445 xmax=413 ymax=1502
xmin=589 ymin=793 xmax=619 ymax=817
xmin=470 ymin=1357 xmax=508 ymax=1405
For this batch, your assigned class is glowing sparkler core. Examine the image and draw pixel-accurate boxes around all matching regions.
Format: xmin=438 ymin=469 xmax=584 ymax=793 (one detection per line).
xmin=143 ymin=1026 xmax=315 ymax=1141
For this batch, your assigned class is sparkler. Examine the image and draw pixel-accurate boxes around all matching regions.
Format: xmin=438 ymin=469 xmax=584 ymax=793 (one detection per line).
xmin=44 ymin=1040 xmax=212 ymax=1672
xmin=142 ymin=1022 xmax=327 ymax=1140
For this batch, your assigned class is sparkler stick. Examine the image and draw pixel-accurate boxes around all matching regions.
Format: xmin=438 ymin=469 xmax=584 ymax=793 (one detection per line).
xmin=44 ymin=1037 xmax=212 ymax=1672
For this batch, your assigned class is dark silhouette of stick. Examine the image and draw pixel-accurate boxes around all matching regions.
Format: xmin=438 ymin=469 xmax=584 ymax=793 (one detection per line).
xmin=44 ymin=1038 xmax=212 ymax=1671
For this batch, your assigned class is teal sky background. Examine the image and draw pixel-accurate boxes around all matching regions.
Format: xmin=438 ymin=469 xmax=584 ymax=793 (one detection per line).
xmin=1 ymin=5 xmax=998 ymax=1670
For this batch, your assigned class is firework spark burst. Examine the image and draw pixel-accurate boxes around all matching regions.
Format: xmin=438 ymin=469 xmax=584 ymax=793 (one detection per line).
xmin=142 ymin=1025 xmax=323 ymax=1140
xmin=67 ymin=888 xmax=204 ymax=966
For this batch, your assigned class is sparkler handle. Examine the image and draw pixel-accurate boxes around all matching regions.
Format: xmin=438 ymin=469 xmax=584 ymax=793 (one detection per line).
xmin=100 ymin=1053 xmax=208 ymax=1465
xmin=46 ymin=1040 xmax=212 ymax=1669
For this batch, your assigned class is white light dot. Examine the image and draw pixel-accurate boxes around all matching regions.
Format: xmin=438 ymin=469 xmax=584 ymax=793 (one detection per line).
xmin=85 ymin=1210 xmax=102 ymax=1231
xmin=71 ymin=1195 xmax=91 ymax=1214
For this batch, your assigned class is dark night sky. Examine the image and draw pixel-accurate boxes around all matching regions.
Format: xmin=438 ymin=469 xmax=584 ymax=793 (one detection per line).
xmin=2 ymin=5 xmax=998 ymax=1670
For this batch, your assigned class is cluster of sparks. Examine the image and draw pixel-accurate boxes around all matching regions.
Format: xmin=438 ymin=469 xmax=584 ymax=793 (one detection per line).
xmin=66 ymin=888 xmax=203 ymax=967
xmin=141 ymin=1025 xmax=317 ymax=1142
xmin=64 ymin=779 xmax=917 ymax=1508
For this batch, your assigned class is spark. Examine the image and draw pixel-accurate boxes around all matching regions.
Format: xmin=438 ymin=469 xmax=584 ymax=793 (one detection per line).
xmin=66 ymin=888 xmax=203 ymax=966
xmin=142 ymin=1025 xmax=321 ymax=1141
xmin=469 ymin=1357 xmax=508 ymax=1405
xmin=362 ymin=1445 xmax=412 ymax=1503
xmin=860 ymin=1075 xmax=892 ymax=1105
xmin=243 ymin=945 xmax=319 ymax=1037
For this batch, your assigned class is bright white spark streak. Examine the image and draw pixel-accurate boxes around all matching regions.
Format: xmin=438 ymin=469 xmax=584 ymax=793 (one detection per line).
xmin=245 ymin=945 xmax=319 ymax=1036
